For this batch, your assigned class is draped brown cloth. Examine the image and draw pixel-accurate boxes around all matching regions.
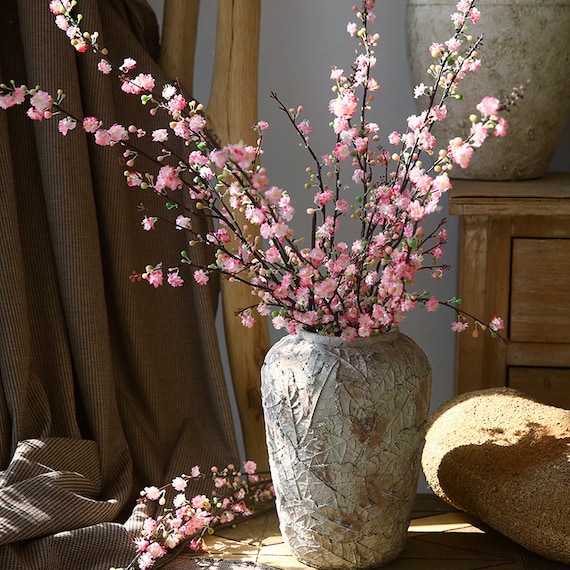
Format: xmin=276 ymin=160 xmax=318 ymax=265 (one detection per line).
xmin=0 ymin=1 xmax=240 ymax=568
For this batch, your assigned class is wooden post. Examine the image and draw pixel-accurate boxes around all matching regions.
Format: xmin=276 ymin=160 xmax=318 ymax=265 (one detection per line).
xmin=160 ymin=0 xmax=200 ymax=92
xmin=161 ymin=0 xmax=270 ymax=470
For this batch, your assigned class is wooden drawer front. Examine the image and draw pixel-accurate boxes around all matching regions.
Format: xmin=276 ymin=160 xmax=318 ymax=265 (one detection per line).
xmin=510 ymin=238 xmax=570 ymax=344
xmin=509 ymin=367 xmax=570 ymax=409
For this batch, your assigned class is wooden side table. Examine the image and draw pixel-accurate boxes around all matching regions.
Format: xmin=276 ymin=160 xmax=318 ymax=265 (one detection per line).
xmin=449 ymin=172 xmax=570 ymax=409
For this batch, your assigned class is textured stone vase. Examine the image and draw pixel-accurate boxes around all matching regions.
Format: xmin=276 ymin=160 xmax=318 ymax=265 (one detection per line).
xmin=260 ymin=328 xmax=432 ymax=569
xmin=406 ymin=0 xmax=570 ymax=180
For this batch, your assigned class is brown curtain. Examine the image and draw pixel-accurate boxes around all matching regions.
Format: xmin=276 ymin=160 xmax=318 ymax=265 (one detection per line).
xmin=0 ymin=1 xmax=239 ymax=568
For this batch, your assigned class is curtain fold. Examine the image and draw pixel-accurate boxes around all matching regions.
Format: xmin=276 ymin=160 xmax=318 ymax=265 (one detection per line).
xmin=0 ymin=1 xmax=239 ymax=567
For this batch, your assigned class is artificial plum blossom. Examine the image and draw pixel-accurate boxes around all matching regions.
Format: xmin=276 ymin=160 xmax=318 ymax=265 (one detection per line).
xmin=142 ymin=267 xmax=163 ymax=288
xmin=120 ymin=57 xmax=137 ymax=71
xmin=477 ymin=96 xmax=501 ymax=116
xmin=57 ymin=117 xmax=76 ymax=135
xmin=82 ymin=116 xmax=100 ymax=133
xmin=448 ymin=136 xmax=474 ymax=168
xmin=451 ymin=321 xmax=469 ymax=332
xmin=329 ymin=92 xmax=358 ymax=119
xmin=94 ymin=129 xmax=112 ymax=146
xmin=97 ymin=59 xmax=112 ymax=74
xmin=0 ymin=87 xmax=25 ymax=110
xmin=494 ymin=117 xmax=508 ymax=137
xmin=175 ymin=215 xmax=192 ymax=230
xmin=193 ymin=270 xmax=209 ymax=286
xmin=162 ymin=83 xmax=177 ymax=99
xmin=152 ymin=128 xmax=168 ymax=142
xmin=49 ymin=0 xmax=69 ymax=14
xmin=144 ymin=486 xmax=162 ymax=501
xmin=0 ymin=0 xmax=509 ymax=342
xmin=167 ymin=270 xmax=184 ymax=287
xmin=489 ymin=316 xmax=504 ymax=332
xmin=155 ymin=164 xmax=182 ymax=191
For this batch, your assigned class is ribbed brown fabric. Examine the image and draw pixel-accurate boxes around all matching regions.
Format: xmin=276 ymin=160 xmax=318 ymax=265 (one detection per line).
xmin=0 ymin=1 xmax=239 ymax=568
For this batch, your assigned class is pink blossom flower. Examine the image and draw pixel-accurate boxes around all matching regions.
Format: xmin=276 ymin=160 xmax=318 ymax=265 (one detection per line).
xmin=49 ymin=0 xmax=67 ymax=14
xmin=188 ymin=113 xmax=206 ymax=133
xmin=144 ymin=486 xmax=162 ymax=501
xmin=146 ymin=542 xmax=166 ymax=559
xmin=477 ymin=96 xmax=500 ymax=117
xmin=448 ymin=137 xmax=474 ymax=169
xmin=191 ymin=466 xmax=201 ymax=478
xmin=137 ymin=552 xmax=154 ymax=570
xmin=451 ymin=11 xmax=466 ymax=26
xmin=333 ymin=142 xmax=350 ymax=161
xmin=164 ymin=534 xmax=180 ymax=550
xmin=445 ymin=37 xmax=462 ymax=52
xmin=425 ymin=296 xmax=440 ymax=312
xmin=0 ymin=95 xmax=14 ymax=110
xmin=494 ymin=117 xmax=508 ymax=137
xmin=168 ymin=94 xmax=187 ymax=115
xmin=167 ymin=270 xmax=184 ymax=287
xmin=193 ymin=270 xmax=209 ymax=286
xmin=97 ymin=59 xmax=112 ymax=75
xmin=470 ymin=122 xmax=488 ymax=148
xmin=54 ymin=14 xmax=69 ymax=31
xmin=314 ymin=277 xmax=338 ymax=300
xmin=143 ymin=267 xmax=163 ymax=288
xmin=330 ymin=67 xmax=344 ymax=81
xmin=162 ymin=83 xmax=177 ymax=99
xmin=341 ymin=327 xmax=358 ymax=342
xmin=469 ymin=7 xmax=481 ymax=23
xmin=433 ymin=174 xmax=452 ymax=193
xmin=429 ymin=42 xmax=444 ymax=58
xmin=346 ymin=22 xmax=358 ymax=37
xmin=133 ymin=73 xmax=155 ymax=92
xmin=30 ymin=90 xmax=52 ymax=113
xmin=108 ymin=123 xmax=128 ymax=144
xmin=175 ymin=215 xmax=192 ymax=230
xmin=152 ymin=128 xmax=168 ymax=142
xmin=82 ymin=116 xmax=101 ymax=133
xmin=335 ymin=199 xmax=349 ymax=213
xmin=298 ymin=120 xmax=312 ymax=137
xmin=414 ymin=83 xmax=428 ymax=99
xmin=58 ymin=117 xmax=76 ymax=136
xmin=120 ymin=57 xmax=137 ymax=71
xmin=329 ymin=92 xmax=358 ymax=119
xmin=489 ymin=316 xmax=504 ymax=332
xmin=451 ymin=321 xmax=469 ymax=332
xmin=388 ymin=131 xmax=401 ymax=145
xmin=94 ymin=129 xmax=112 ymax=146
xmin=242 ymin=460 xmax=257 ymax=475
xmin=155 ymin=164 xmax=182 ymax=191
xmin=171 ymin=477 xmax=187 ymax=492
xmin=0 ymin=87 xmax=24 ymax=110
xmin=191 ymin=494 xmax=209 ymax=509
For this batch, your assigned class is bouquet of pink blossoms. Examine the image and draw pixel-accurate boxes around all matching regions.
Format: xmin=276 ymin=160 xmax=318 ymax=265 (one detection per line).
xmin=0 ymin=0 xmax=507 ymax=343
xmin=109 ymin=461 xmax=274 ymax=570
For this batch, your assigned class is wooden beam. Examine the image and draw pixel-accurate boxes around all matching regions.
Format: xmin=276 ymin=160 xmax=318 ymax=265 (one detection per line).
xmin=160 ymin=0 xmax=200 ymax=92
xmin=207 ymin=0 xmax=270 ymax=472
xmin=161 ymin=0 xmax=270 ymax=470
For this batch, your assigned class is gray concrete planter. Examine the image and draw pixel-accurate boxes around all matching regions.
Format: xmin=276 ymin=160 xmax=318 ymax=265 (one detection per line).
xmin=406 ymin=0 xmax=570 ymax=180
xmin=261 ymin=328 xmax=431 ymax=569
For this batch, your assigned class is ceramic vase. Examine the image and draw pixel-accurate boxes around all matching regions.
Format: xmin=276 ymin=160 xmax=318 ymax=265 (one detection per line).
xmin=406 ymin=0 xmax=570 ymax=180
xmin=260 ymin=328 xmax=431 ymax=569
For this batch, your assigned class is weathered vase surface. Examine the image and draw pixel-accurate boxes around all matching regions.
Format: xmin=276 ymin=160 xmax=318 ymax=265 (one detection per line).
xmin=261 ymin=328 xmax=431 ymax=569
xmin=406 ymin=0 xmax=570 ymax=180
